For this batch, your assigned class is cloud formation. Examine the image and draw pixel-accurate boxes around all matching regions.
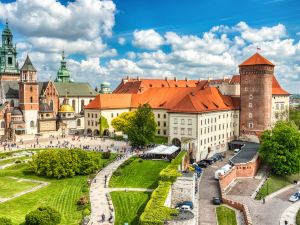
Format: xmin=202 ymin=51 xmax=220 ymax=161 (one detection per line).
xmin=132 ymin=29 xmax=165 ymax=50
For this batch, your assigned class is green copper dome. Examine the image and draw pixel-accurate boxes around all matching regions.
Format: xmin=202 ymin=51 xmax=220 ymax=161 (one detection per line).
xmin=54 ymin=51 xmax=73 ymax=83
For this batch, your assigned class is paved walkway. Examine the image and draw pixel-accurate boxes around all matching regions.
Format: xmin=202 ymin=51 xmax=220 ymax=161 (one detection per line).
xmin=89 ymin=154 xmax=133 ymax=225
xmin=108 ymin=188 xmax=153 ymax=192
xmin=280 ymin=200 xmax=300 ymax=225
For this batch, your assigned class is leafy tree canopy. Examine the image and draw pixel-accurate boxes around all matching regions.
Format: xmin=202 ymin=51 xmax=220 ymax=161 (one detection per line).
xmin=290 ymin=109 xmax=300 ymax=129
xmin=25 ymin=206 xmax=61 ymax=225
xmin=99 ymin=115 xmax=109 ymax=136
xmin=111 ymin=104 xmax=157 ymax=147
xmin=29 ymin=149 xmax=101 ymax=179
xmin=0 ymin=217 xmax=12 ymax=225
xmin=259 ymin=121 xmax=300 ymax=175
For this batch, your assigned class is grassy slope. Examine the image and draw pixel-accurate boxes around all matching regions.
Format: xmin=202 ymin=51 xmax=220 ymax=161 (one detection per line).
xmin=0 ymin=176 xmax=40 ymax=198
xmin=109 ymin=158 xmax=169 ymax=189
xmin=216 ymin=205 xmax=237 ymax=225
xmin=0 ymin=151 xmax=116 ymax=225
xmin=256 ymin=173 xmax=299 ymax=199
xmin=110 ymin=191 xmax=151 ymax=225
xmin=297 ymin=209 xmax=300 ymax=225
xmin=0 ymin=156 xmax=30 ymax=166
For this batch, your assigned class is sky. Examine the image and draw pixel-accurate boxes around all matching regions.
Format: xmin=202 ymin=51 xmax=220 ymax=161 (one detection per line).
xmin=0 ymin=0 xmax=299 ymax=92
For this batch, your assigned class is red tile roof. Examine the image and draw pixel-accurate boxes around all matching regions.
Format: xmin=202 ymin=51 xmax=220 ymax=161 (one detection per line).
xmin=272 ymin=75 xmax=290 ymax=95
xmin=239 ymin=53 xmax=274 ymax=66
xmin=84 ymin=94 xmax=132 ymax=109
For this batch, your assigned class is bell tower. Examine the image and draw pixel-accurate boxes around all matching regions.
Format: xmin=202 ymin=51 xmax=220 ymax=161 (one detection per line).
xmin=239 ymin=53 xmax=274 ymax=139
xmin=19 ymin=55 xmax=39 ymax=134
xmin=0 ymin=20 xmax=19 ymax=81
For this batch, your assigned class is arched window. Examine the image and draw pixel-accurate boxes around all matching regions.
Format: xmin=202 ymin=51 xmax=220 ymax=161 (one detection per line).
xmin=30 ymin=96 xmax=33 ymax=103
xmin=72 ymin=99 xmax=76 ymax=111
xmin=81 ymin=99 xmax=85 ymax=111
xmin=30 ymin=121 xmax=34 ymax=127
xmin=1 ymin=121 xmax=5 ymax=128
xmin=77 ymin=119 xmax=81 ymax=126
xmin=30 ymin=86 xmax=33 ymax=92
xmin=50 ymin=100 xmax=54 ymax=110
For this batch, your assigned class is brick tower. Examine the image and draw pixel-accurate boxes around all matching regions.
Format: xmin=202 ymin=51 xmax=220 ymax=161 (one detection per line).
xmin=19 ymin=55 xmax=39 ymax=134
xmin=239 ymin=53 xmax=274 ymax=139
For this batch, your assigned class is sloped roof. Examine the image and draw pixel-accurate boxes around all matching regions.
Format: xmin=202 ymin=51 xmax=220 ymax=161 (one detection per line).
xmin=272 ymin=75 xmax=290 ymax=95
xmin=53 ymin=82 xmax=97 ymax=97
xmin=1 ymin=81 xmax=19 ymax=98
xmin=239 ymin=53 xmax=274 ymax=66
xmin=85 ymin=94 xmax=132 ymax=109
xmin=38 ymin=82 xmax=49 ymax=96
xmin=21 ymin=55 xmax=37 ymax=72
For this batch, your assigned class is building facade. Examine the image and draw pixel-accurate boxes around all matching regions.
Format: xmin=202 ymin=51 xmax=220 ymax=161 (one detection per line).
xmin=84 ymin=53 xmax=289 ymax=161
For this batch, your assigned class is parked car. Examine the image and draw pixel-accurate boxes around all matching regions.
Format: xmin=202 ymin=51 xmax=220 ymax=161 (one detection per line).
xmin=176 ymin=201 xmax=194 ymax=209
xmin=212 ymin=153 xmax=224 ymax=161
xmin=212 ymin=197 xmax=222 ymax=205
xmin=234 ymin=149 xmax=240 ymax=154
xmin=289 ymin=192 xmax=300 ymax=202
xmin=198 ymin=161 xmax=209 ymax=168
xmin=202 ymin=158 xmax=214 ymax=165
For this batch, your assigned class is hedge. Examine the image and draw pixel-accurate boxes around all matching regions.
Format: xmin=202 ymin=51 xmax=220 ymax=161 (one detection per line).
xmin=159 ymin=150 xmax=187 ymax=182
xmin=139 ymin=181 xmax=178 ymax=225
xmin=140 ymin=150 xmax=187 ymax=225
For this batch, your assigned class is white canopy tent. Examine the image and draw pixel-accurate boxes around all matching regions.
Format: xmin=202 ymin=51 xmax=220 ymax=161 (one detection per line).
xmin=146 ymin=145 xmax=180 ymax=155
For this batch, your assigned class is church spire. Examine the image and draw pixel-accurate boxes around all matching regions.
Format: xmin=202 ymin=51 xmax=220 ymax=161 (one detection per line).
xmin=54 ymin=50 xmax=73 ymax=83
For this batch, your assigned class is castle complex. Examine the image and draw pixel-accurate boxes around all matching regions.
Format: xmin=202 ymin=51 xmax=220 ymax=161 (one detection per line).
xmin=85 ymin=54 xmax=289 ymax=161
xmin=0 ymin=22 xmax=97 ymax=140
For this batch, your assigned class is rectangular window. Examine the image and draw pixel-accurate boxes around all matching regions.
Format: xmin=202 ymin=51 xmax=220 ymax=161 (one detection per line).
xmin=92 ymin=114 xmax=94 ymax=118
xmin=174 ymin=127 xmax=178 ymax=134
xmin=249 ymin=113 xmax=252 ymax=119
xmin=163 ymin=114 xmax=166 ymax=119
xmin=249 ymin=123 xmax=253 ymax=128
xmin=111 ymin=113 xmax=114 ymax=118
xmin=95 ymin=114 xmax=97 ymax=118
xmin=276 ymin=103 xmax=279 ymax=110
xmin=249 ymin=103 xmax=252 ymax=108
xmin=163 ymin=130 xmax=167 ymax=135
xmin=249 ymin=94 xmax=253 ymax=100
xmin=8 ymin=57 xmax=12 ymax=65
xmin=87 ymin=113 xmax=90 ymax=118
xmin=163 ymin=122 xmax=166 ymax=127
xmin=181 ymin=128 xmax=185 ymax=135
xmin=188 ymin=119 xmax=192 ymax=125
xmin=174 ymin=118 xmax=178 ymax=124
xmin=188 ymin=128 xmax=192 ymax=135
xmin=88 ymin=121 xmax=90 ymax=126
xmin=157 ymin=129 xmax=160 ymax=135
xmin=158 ymin=114 xmax=160 ymax=118
xmin=158 ymin=121 xmax=160 ymax=126
xmin=181 ymin=119 xmax=185 ymax=125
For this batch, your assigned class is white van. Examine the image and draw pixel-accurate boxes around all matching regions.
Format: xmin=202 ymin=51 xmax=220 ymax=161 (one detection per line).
xmin=214 ymin=164 xmax=232 ymax=179
xmin=180 ymin=205 xmax=192 ymax=211
xmin=234 ymin=149 xmax=240 ymax=154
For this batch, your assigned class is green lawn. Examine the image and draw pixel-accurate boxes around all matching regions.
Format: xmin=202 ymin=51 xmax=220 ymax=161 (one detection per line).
xmin=0 ymin=156 xmax=30 ymax=166
xmin=256 ymin=173 xmax=299 ymax=200
xmin=0 ymin=176 xmax=40 ymax=198
xmin=296 ymin=209 xmax=300 ymax=225
xmin=110 ymin=191 xmax=151 ymax=225
xmin=109 ymin=158 xmax=169 ymax=189
xmin=0 ymin=150 xmax=116 ymax=225
xmin=216 ymin=205 xmax=237 ymax=225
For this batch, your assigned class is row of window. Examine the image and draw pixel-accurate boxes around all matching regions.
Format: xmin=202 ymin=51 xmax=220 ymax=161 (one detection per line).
xmin=174 ymin=118 xmax=193 ymax=125
xmin=173 ymin=127 xmax=192 ymax=136
xmin=200 ymin=132 xmax=235 ymax=145
xmin=200 ymin=122 xmax=236 ymax=135
xmin=157 ymin=113 xmax=167 ymax=119
xmin=157 ymin=129 xmax=167 ymax=135
xmin=275 ymin=102 xmax=285 ymax=110
xmin=87 ymin=120 xmax=98 ymax=127
xmin=157 ymin=121 xmax=167 ymax=127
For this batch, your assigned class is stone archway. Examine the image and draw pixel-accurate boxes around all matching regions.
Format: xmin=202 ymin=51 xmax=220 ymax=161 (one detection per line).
xmin=93 ymin=129 xmax=100 ymax=136
xmin=86 ymin=128 xmax=92 ymax=136
xmin=172 ymin=138 xmax=181 ymax=147
xmin=103 ymin=129 xmax=110 ymax=137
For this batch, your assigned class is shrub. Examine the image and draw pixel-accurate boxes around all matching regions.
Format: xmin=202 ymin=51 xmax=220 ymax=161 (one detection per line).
xmin=296 ymin=209 xmax=300 ymax=225
xmin=25 ymin=206 xmax=61 ymax=225
xmin=82 ymin=208 xmax=91 ymax=217
xmin=77 ymin=196 xmax=89 ymax=206
xmin=102 ymin=151 xmax=111 ymax=159
xmin=29 ymin=149 xmax=101 ymax=179
xmin=138 ymin=158 xmax=143 ymax=163
xmin=0 ymin=217 xmax=12 ymax=225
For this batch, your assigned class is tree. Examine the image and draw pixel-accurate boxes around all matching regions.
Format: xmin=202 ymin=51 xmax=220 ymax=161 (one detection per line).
xmin=99 ymin=115 xmax=109 ymax=136
xmin=0 ymin=217 xmax=12 ymax=225
xmin=128 ymin=104 xmax=157 ymax=147
xmin=25 ymin=206 xmax=61 ymax=225
xmin=259 ymin=121 xmax=300 ymax=175
xmin=290 ymin=108 xmax=300 ymax=129
xmin=111 ymin=111 xmax=136 ymax=134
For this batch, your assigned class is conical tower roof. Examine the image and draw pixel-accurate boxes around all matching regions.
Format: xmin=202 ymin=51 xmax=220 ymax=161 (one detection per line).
xmin=239 ymin=53 xmax=274 ymax=66
xmin=2 ymin=20 xmax=12 ymax=36
xmin=21 ymin=55 xmax=36 ymax=72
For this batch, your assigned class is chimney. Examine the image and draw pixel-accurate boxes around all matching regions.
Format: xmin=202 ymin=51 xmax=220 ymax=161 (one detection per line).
xmin=185 ymin=77 xmax=188 ymax=81
xmin=208 ymin=77 xmax=212 ymax=82
xmin=165 ymin=77 xmax=168 ymax=81
xmin=174 ymin=77 xmax=177 ymax=82
xmin=137 ymin=76 xmax=140 ymax=81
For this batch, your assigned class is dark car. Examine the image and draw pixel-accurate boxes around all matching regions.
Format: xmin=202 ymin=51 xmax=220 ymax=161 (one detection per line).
xmin=202 ymin=158 xmax=214 ymax=165
xmin=175 ymin=201 xmax=194 ymax=209
xmin=198 ymin=161 xmax=209 ymax=168
xmin=212 ymin=197 xmax=222 ymax=205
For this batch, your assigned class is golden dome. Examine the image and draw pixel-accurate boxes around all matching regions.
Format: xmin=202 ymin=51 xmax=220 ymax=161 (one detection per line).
xmin=58 ymin=104 xmax=74 ymax=113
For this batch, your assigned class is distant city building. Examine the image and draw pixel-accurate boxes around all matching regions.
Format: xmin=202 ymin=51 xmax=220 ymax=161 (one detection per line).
xmin=99 ymin=82 xmax=112 ymax=94
xmin=84 ymin=53 xmax=290 ymax=161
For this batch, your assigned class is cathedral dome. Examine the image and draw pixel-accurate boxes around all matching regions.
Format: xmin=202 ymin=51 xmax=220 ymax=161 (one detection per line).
xmin=101 ymin=82 xmax=110 ymax=88
xmin=39 ymin=102 xmax=52 ymax=113
xmin=58 ymin=104 xmax=74 ymax=113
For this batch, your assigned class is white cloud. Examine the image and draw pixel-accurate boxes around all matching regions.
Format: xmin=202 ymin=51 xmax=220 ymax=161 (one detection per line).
xmin=236 ymin=22 xmax=286 ymax=42
xmin=118 ymin=37 xmax=126 ymax=45
xmin=132 ymin=29 xmax=164 ymax=50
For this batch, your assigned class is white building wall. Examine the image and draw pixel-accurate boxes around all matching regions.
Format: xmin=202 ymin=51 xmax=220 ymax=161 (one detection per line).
xmin=153 ymin=109 xmax=169 ymax=137
xmin=23 ymin=110 xmax=38 ymax=134
xmin=271 ymin=95 xmax=289 ymax=126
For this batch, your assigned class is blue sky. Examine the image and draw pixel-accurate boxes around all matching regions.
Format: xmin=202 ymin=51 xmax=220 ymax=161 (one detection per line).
xmin=0 ymin=0 xmax=299 ymax=92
